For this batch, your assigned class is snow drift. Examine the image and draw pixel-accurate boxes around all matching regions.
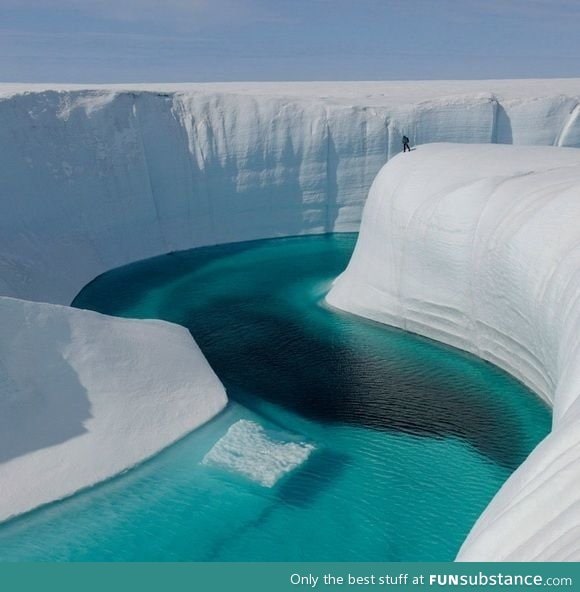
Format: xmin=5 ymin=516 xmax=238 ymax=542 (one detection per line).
xmin=0 ymin=296 xmax=227 ymax=522
xmin=327 ymin=143 xmax=580 ymax=561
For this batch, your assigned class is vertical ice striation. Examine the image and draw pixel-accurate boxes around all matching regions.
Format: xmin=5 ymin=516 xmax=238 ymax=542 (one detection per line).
xmin=327 ymin=143 xmax=580 ymax=561
xmin=1 ymin=81 xmax=580 ymax=304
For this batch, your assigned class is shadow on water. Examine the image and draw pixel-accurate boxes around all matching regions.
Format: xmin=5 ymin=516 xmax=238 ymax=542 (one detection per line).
xmin=203 ymin=448 xmax=350 ymax=561
xmin=188 ymin=300 xmax=530 ymax=471
xmin=276 ymin=449 xmax=350 ymax=508
xmin=73 ymin=234 xmax=549 ymax=473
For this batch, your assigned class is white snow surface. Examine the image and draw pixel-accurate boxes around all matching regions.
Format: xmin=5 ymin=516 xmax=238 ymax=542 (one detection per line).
xmin=3 ymin=80 xmax=580 ymax=551
xmin=0 ymin=296 xmax=227 ymax=522
xmin=326 ymin=143 xmax=580 ymax=561
xmin=202 ymin=419 xmax=314 ymax=487
xmin=1 ymin=80 xmax=580 ymax=304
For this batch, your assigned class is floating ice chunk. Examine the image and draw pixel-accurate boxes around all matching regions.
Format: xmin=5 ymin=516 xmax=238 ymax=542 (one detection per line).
xmin=202 ymin=420 xmax=315 ymax=487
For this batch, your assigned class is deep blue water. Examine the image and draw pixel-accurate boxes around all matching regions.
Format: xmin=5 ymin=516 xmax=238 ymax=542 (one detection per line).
xmin=0 ymin=234 xmax=551 ymax=561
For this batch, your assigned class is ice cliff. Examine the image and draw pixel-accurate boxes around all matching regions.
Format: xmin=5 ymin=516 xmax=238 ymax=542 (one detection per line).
xmin=327 ymin=143 xmax=580 ymax=561
xmin=1 ymin=80 xmax=580 ymax=304
xmin=0 ymin=296 xmax=227 ymax=521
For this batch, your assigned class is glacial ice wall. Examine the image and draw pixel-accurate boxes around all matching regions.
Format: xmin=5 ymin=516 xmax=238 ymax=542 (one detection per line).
xmin=1 ymin=81 xmax=580 ymax=304
xmin=326 ymin=143 xmax=580 ymax=561
xmin=0 ymin=296 xmax=227 ymax=521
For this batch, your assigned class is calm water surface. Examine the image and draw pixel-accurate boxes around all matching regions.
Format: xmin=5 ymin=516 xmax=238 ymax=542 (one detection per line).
xmin=0 ymin=234 xmax=551 ymax=561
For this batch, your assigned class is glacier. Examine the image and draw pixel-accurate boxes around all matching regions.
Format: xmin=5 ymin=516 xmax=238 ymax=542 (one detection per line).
xmin=0 ymin=296 xmax=227 ymax=522
xmin=327 ymin=143 xmax=580 ymax=561
xmin=2 ymin=80 xmax=580 ymax=554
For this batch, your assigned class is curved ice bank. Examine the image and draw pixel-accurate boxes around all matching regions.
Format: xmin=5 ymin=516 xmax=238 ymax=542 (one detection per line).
xmin=0 ymin=296 xmax=227 ymax=522
xmin=326 ymin=143 xmax=580 ymax=561
xmin=2 ymin=80 xmax=580 ymax=304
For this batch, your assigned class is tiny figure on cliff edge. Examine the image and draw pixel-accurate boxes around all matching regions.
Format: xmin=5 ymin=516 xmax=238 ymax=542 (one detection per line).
xmin=402 ymin=135 xmax=411 ymax=152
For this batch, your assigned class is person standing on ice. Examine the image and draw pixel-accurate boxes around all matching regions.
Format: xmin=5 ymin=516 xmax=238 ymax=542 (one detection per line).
xmin=402 ymin=135 xmax=411 ymax=152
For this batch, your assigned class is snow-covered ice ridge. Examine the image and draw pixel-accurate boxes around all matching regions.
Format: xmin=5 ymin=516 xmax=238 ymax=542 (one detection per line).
xmin=0 ymin=296 xmax=227 ymax=521
xmin=327 ymin=143 xmax=580 ymax=561
xmin=2 ymin=80 xmax=580 ymax=304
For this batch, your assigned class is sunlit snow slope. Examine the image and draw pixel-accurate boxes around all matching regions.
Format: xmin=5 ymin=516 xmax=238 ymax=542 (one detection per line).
xmin=327 ymin=143 xmax=580 ymax=561
xmin=0 ymin=296 xmax=227 ymax=521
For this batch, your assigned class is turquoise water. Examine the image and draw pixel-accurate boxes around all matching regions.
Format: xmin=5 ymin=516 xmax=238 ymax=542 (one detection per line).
xmin=0 ymin=234 xmax=551 ymax=561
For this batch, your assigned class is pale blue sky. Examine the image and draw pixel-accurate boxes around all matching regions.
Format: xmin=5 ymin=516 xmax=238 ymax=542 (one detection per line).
xmin=1 ymin=0 xmax=579 ymax=82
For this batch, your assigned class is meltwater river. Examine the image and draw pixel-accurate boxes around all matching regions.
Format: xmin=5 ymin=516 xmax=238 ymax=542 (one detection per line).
xmin=0 ymin=234 xmax=550 ymax=561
